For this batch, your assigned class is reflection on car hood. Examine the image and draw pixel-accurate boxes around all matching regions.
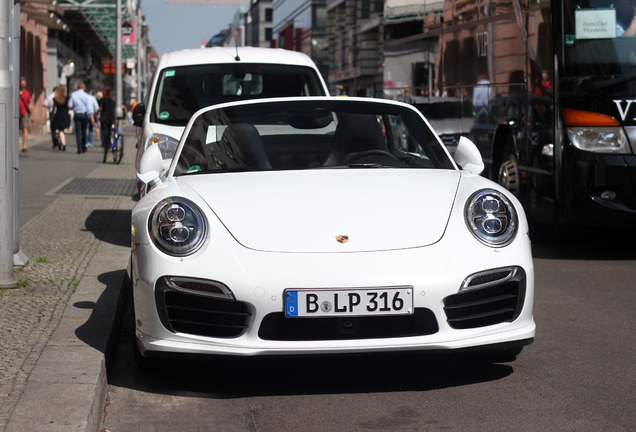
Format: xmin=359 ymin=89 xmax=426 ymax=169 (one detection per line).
xmin=180 ymin=170 xmax=461 ymax=253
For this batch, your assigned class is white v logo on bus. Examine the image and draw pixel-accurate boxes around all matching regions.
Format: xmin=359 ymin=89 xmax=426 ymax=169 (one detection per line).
xmin=613 ymin=99 xmax=636 ymax=121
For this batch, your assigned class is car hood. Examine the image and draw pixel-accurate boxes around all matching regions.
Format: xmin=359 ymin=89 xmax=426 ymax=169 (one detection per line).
xmin=180 ymin=170 xmax=461 ymax=253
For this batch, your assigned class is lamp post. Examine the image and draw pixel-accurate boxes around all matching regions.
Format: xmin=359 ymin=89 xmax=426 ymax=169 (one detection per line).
xmin=116 ymin=0 xmax=123 ymax=119
xmin=12 ymin=0 xmax=27 ymax=267
xmin=0 ymin=0 xmax=18 ymax=288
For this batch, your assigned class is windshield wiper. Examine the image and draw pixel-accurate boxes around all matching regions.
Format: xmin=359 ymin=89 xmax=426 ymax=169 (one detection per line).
xmin=347 ymin=163 xmax=392 ymax=168
xmin=183 ymin=167 xmax=262 ymax=175
xmin=306 ymin=164 xmax=388 ymax=169
xmin=591 ymin=73 xmax=636 ymax=90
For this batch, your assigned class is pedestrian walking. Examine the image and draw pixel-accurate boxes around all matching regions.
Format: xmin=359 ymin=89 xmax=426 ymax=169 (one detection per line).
xmin=68 ymin=81 xmax=94 ymax=153
xmin=120 ymin=103 xmax=128 ymax=129
xmin=86 ymin=92 xmax=99 ymax=147
xmin=99 ymin=86 xmax=116 ymax=152
xmin=44 ymin=86 xmax=61 ymax=149
xmin=18 ymin=77 xmax=32 ymax=153
xmin=94 ymin=91 xmax=103 ymax=144
xmin=51 ymin=85 xmax=71 ymax=151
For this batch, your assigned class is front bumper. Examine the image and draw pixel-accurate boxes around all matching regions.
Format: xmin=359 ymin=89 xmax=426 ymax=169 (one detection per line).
xmin=559 ymin=149 xmax=636 ymax=226
xmin=131 ymin=232 xmax=535 ymax=358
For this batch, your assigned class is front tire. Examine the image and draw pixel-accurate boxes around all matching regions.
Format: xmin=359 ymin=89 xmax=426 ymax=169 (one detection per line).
xmin=498 ymin=142 xmax=520 ymax=196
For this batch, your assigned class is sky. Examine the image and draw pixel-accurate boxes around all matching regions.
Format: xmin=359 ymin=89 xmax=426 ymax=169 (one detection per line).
xmin=141 ymin=0 xmax=243 ymax=55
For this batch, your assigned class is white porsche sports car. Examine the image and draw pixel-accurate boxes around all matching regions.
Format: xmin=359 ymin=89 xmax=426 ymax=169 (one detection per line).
xmin=130 ymin=97 xmax=535 ymax=365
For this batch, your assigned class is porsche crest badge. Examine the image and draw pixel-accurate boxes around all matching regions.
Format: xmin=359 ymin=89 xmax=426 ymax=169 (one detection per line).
xmin=336 ymin=235 xmax=349 ymax=244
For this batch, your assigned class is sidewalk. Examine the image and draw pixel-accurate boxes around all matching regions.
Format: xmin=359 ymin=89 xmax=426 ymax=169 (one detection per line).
xmin=0 ymin=131 xmax=137 ymax=432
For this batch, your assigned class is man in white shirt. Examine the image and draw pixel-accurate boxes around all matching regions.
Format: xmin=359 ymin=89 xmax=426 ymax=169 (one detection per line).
xmin=68 ymin=81 xmax=94 ymax=153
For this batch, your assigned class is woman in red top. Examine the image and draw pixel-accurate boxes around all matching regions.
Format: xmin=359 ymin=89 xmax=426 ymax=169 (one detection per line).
xmin=19 ymin=77 xmax=32 ymax=152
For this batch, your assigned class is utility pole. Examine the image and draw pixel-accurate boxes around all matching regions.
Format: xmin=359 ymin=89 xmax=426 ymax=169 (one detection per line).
xmin=116 ymin=0 xmax=123 ymax=119
xmin=12 ymin=0 xmax=26 ymax=267
xmin=136 ymin=4 xmax=143 ymax=103
xmin=0 ymin=0 xmax=17 ymax=288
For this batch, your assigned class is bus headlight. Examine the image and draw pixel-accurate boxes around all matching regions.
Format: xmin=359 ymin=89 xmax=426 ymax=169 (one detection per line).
xmin=567 ymin=127 xmax=631 ymax=154
xmin=563 ymin=108 xmax=633 ymax=154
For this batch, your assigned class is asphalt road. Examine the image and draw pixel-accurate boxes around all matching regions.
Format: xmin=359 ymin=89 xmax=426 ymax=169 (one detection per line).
xmin=100 ymin=226 xmax=636 ymax=432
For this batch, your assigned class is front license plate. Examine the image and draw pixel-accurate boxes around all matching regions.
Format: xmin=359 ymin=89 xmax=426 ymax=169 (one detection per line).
xmin=285 ymin=287 xmax=413 ymax=318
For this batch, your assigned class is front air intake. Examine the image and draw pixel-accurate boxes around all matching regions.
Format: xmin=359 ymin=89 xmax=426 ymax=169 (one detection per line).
xmin=155 ymin=277 xmax=251 ymax=338
xmin=443 ymin=267 xmax=526 ymax=329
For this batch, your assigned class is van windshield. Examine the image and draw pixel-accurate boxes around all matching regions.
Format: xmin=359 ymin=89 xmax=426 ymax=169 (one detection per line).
xmin=151 ymin=63 xmax=327 ymax=126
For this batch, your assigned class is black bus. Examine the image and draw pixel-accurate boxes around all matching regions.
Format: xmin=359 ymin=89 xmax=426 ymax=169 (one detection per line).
xmin=383 ymin=0 xmax=636 ymax=228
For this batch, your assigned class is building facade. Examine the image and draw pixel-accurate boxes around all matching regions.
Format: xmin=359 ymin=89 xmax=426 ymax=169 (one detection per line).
xmin=272 ymin=0 xmax=329 ymax=90
xmin=326 ymin=0 xmax=384 ymax=97
xmin=247 ymin=0 xmax=274 ymax=47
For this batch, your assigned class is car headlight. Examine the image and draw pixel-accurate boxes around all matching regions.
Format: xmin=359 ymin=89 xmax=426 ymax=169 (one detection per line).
xmin=465 ymin=189 xmax=518 ymax=247
xmin=149 ymin=197 xmax=207 ymax=256
xmin=146 ymin=133 xmax=179 ymax=160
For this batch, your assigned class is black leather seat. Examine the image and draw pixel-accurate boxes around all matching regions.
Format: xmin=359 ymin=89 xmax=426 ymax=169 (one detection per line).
xmin=323 ymin=113 xmax=387 ymax=166
xmin=219 ymin=123 xmax=271 ymax=169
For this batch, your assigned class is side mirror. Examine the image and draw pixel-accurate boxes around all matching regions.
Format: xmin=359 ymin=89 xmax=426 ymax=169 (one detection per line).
xmin=132 ymin=102 xmax=146 ymax=127
xmin=454 ymin=136 xmax=485 ymax=175
xmin=137 ymin=144 xmax=164 ymax=186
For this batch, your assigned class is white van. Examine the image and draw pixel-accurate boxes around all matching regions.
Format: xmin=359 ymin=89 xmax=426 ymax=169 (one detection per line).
xmin=133 ymin=46 xmax=329 ymax=191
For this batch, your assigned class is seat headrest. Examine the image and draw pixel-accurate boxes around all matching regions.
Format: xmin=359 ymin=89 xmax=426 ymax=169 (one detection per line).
xmin=323 ymin=113 xmax=386 ymax=165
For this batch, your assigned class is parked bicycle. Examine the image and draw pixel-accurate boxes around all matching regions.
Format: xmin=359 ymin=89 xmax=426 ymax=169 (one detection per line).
xmin=103 ymin=119 xmax=124 ymax=164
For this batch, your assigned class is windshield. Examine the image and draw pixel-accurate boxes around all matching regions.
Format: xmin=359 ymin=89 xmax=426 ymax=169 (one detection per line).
xmin=151 ymin=64 xmax=327 ymax=126
xmin=564 ymin=0 xmax=636 ymax=77
xmin=173 ymin=99 xmax=454 ymax=176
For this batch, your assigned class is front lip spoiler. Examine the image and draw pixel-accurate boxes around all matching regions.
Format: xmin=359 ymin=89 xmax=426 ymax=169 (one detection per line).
xmin=134 ymin=319 xmax=536 ymax=358
xmin=138 ymin=338 xmax=534 ymax=364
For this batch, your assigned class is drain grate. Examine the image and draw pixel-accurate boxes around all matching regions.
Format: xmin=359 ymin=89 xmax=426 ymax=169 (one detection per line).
xmin=56 ymin=178 xmax=136 ymax=196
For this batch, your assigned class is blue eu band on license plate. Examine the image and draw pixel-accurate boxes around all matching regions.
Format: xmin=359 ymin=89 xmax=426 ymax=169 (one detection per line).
xmin=285 ymin=287 xmax=413 ymax=318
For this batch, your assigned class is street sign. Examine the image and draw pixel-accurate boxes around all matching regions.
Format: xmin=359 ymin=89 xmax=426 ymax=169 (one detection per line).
xmin=121 ymin=21 xmax=135 ymax=44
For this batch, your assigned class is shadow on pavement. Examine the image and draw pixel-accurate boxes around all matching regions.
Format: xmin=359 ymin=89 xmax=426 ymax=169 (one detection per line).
xmin=110 ymin=344 xmax=514 ymax=399
xmin=74 ymin=207 xmax=131 ymax=353
xmin=73 ymin=269 xmax=128 ymax=354
xmin=530 ymin=222 xmax=636 ymax=261
xmin=84 ymin=209 xmax=131 ymax=248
